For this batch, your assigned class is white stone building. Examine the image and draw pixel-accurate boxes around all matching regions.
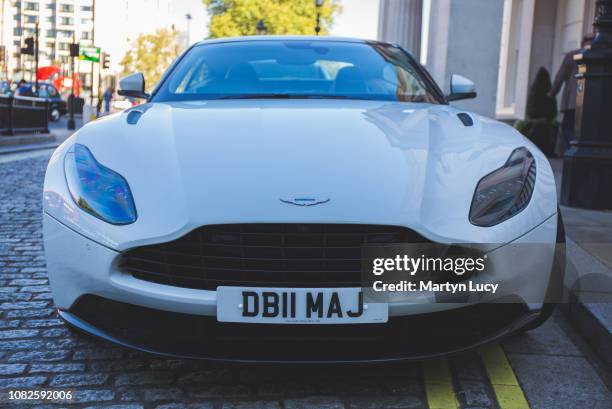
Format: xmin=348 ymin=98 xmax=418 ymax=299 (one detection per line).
xmin=0 ymin=0 xmax=96 ymax=84
xmin=378 ymin=0 xmax=598 ymax=121
xmin=0 ymin=0 xmax=173 ymax=98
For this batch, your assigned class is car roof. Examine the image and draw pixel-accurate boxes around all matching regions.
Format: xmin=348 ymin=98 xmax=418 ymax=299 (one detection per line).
xmin=193 ymin=35 xmax=388 ymax=47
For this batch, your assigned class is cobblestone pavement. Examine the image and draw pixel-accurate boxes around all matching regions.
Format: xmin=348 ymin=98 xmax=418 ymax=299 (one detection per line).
xmin=0 ymin=152 xmax=611 ymax=409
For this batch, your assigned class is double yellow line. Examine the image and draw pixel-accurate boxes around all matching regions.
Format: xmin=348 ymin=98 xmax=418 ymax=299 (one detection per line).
xmin=423 ymin=342 xmax=530 ymax=409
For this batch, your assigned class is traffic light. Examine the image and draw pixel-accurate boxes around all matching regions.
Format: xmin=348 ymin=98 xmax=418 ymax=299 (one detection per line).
xmin=69 ymin=43 xmax=80 ymax=57
xmin=102 ymin=53 xmax=110 ymax=69
xmin=21 ymin=37 xmax=34 ymax=55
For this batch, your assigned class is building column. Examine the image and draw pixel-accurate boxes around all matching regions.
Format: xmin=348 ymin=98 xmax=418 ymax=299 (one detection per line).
xmin=378 ymin=0 xmax=423 ymax=58
xmin=424 ymin=0 xmax=505 ymax=118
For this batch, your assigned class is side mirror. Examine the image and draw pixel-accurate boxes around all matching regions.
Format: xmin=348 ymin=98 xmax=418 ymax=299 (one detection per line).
xmin=118 ymin=73 xmax=149 ymax=99
xmin=447 ymin=74 xmax=477 ymax=101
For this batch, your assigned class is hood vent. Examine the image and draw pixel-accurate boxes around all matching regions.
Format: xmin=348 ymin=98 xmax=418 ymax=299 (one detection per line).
xmin=457 ymin=113 xmax=474 ymax=127
xmin=125 ymin=104 xmax=152 ymax=125
xmin=126 ymin=110 xmax=143 ymax=125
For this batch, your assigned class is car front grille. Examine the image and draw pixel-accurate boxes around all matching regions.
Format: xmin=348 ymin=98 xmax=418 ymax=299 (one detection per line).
xmin=119 ymin=224 xmax=429 ymax=290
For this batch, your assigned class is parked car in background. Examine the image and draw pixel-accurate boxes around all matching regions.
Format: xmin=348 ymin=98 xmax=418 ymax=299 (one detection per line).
xmin=0 ymin=80 xmax=67 ymax=121
xmin=112 ymin=97 xmax=135 ymax=111
xmin=0 ymin=80 xmax=13 ymax=95
xmin=33 ymin=82 xmax=68 ymax=121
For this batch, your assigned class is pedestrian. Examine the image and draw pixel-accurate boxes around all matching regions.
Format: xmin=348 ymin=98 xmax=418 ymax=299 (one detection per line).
xmin=549 ymin=33 xmax=594 ymax=149
xmin=96 ymin=94 xmax=103 ymax=117
xmin=103 ymin=86 xmax=114 ymax=113
xmin=14 ymin=79 xmax=33 ymax=97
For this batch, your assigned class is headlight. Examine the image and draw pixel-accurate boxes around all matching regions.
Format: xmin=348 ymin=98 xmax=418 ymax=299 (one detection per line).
xmin=469 ymin=147 xmax=536 ymax=227
xmin=64 ymin=143 xmax=137 ymax=225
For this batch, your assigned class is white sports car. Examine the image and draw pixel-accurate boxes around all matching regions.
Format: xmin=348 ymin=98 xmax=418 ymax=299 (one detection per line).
xmin=43 ymin=36 xmax=563 ymax=362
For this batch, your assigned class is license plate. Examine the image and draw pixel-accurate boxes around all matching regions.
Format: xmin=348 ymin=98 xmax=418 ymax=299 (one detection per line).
xmin=216 ymin=287 xmax=388 ymax=324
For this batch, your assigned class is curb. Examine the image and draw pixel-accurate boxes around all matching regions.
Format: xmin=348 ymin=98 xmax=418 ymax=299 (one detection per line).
xmin=562 ymin=236 xmax=612 ymax=366
xmin=0 ymin=133 xmax=55 ymax=147
xmin=564 ymin=299 xmax=612 ymax=365
xmin=0 ymin=141 xmax=61 ymax=155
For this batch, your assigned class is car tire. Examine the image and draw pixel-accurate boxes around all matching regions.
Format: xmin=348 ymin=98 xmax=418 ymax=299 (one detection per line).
xmin=518 ymin=210 xmax=566 ymax=333
xmin=50 ymin=108 xmax=61 ymax=122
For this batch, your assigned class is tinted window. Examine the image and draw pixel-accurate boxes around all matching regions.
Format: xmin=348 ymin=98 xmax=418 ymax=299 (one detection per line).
xmin=37 ymin=86 xmax=50 ymax=98
xmin=154 ymin=40 xmax=440 ymax=103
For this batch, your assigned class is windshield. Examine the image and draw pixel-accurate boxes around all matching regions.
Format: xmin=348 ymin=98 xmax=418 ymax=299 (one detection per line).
xmin=153 ymin=40 xmax=442 ymax=103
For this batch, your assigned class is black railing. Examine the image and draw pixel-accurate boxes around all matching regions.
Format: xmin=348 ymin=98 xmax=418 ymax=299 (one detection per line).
xmin=0 ymin=95 xmax=50 ymax=135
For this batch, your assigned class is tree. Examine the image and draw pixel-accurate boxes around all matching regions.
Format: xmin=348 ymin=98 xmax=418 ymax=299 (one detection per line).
xmin=515 ymin=67 xmax=559 ymax=156
xmin=203 ymin=0 xmax=342 ymax=38
xmin=120 ymin=28 xmax=182 ymax=92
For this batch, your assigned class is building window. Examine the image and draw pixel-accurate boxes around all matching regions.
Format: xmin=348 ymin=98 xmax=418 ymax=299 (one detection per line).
xmin=81 ymin=18 xmax=92 ymax=25
xmin=60 ymin=17 xmax=74 ymax=25
xmin=24 ymin=2 xmax=39 ymax=11
xmin=47 ymin=29 xmax=56 ymax=37
xmin=58 ymin=30 xmax=74 ymax=39
xmin=25 ymin=15 xmax=37 ymax=23
xmin=59 ymin=4 xmax=74 ymax=13
xmin=81 ymin=5 xmax=93 ymax=12
xmin=14 ymin=27 xmax=22 ymax=36
xmin=24 ymin=2 xmax=38 ymax=11
xmin=81 ymin=32 xmax=92 ymax=40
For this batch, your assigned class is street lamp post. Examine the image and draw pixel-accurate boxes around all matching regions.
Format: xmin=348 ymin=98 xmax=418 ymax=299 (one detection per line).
xmin=256 ymin=20 xmax=267 ymax=35
xmin=561 ymin=0 xmax=612 ymax=209
xmin=315 ymin=0 xmax=324 ymax=35
xmin=185 ymin=13 xmax=192 ymax=46
xmin=67 ymin=37 xmax=79 ymax=131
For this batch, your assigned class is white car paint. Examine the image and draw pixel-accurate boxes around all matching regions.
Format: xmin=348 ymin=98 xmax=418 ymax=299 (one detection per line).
xmin=42 ymin=37 xmax=559 ymax=332
xmin=43 ymin=98 xmax=558 ymax=312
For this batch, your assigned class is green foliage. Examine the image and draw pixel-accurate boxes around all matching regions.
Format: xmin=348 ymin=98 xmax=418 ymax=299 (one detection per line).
xmin=120 ymin=28 xmax=182 ymax=92
xmin=515 ymin=67 xmax=559 ymax=156
xmin=203 ymin=0 xmax=342 ymax=38
xmin=525 ymin=67 xmax=557 ymax=120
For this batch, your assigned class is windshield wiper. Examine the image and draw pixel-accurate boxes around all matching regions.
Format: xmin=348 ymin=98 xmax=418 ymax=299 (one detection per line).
xmin=215 ymin=94 xmax=352 ymax=100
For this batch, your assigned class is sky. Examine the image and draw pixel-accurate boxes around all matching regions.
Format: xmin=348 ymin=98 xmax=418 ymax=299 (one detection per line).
xmin=97 ymin=0 xmax=381 ymax=71
xmin=330 ymin=0 xmax=380 ymax=40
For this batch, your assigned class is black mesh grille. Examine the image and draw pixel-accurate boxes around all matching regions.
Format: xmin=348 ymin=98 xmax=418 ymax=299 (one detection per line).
xmin=119 ymin=224 xmax=428 ymax=290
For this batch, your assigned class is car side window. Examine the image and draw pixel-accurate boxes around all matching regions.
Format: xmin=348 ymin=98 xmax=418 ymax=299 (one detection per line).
xmin=38 ymin=86 xmax=50 ymax=98
xmin=48 ymin=86 xmax=59 ymax=98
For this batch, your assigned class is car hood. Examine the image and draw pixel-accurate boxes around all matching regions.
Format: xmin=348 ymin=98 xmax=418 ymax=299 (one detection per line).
xmin=45 ymin=99 xmax=557 ymax=250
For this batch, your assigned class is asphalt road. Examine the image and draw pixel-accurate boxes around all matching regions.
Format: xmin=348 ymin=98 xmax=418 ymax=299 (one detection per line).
xmin=0 ymin=151 xmax=610 ymax=408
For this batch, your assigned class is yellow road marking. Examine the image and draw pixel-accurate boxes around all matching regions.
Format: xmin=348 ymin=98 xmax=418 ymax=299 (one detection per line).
xmin=423 ymin=358 xmax=459 ymax=409
xmin=479 ymin=343 xmax=530 ymax=409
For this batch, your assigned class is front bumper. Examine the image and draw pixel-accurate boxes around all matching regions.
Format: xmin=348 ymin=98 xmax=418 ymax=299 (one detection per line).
xmin=44 ymin=213 xmax=559 ymax=361
xmin=59 ymin=294 xmax=538 ymax=363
